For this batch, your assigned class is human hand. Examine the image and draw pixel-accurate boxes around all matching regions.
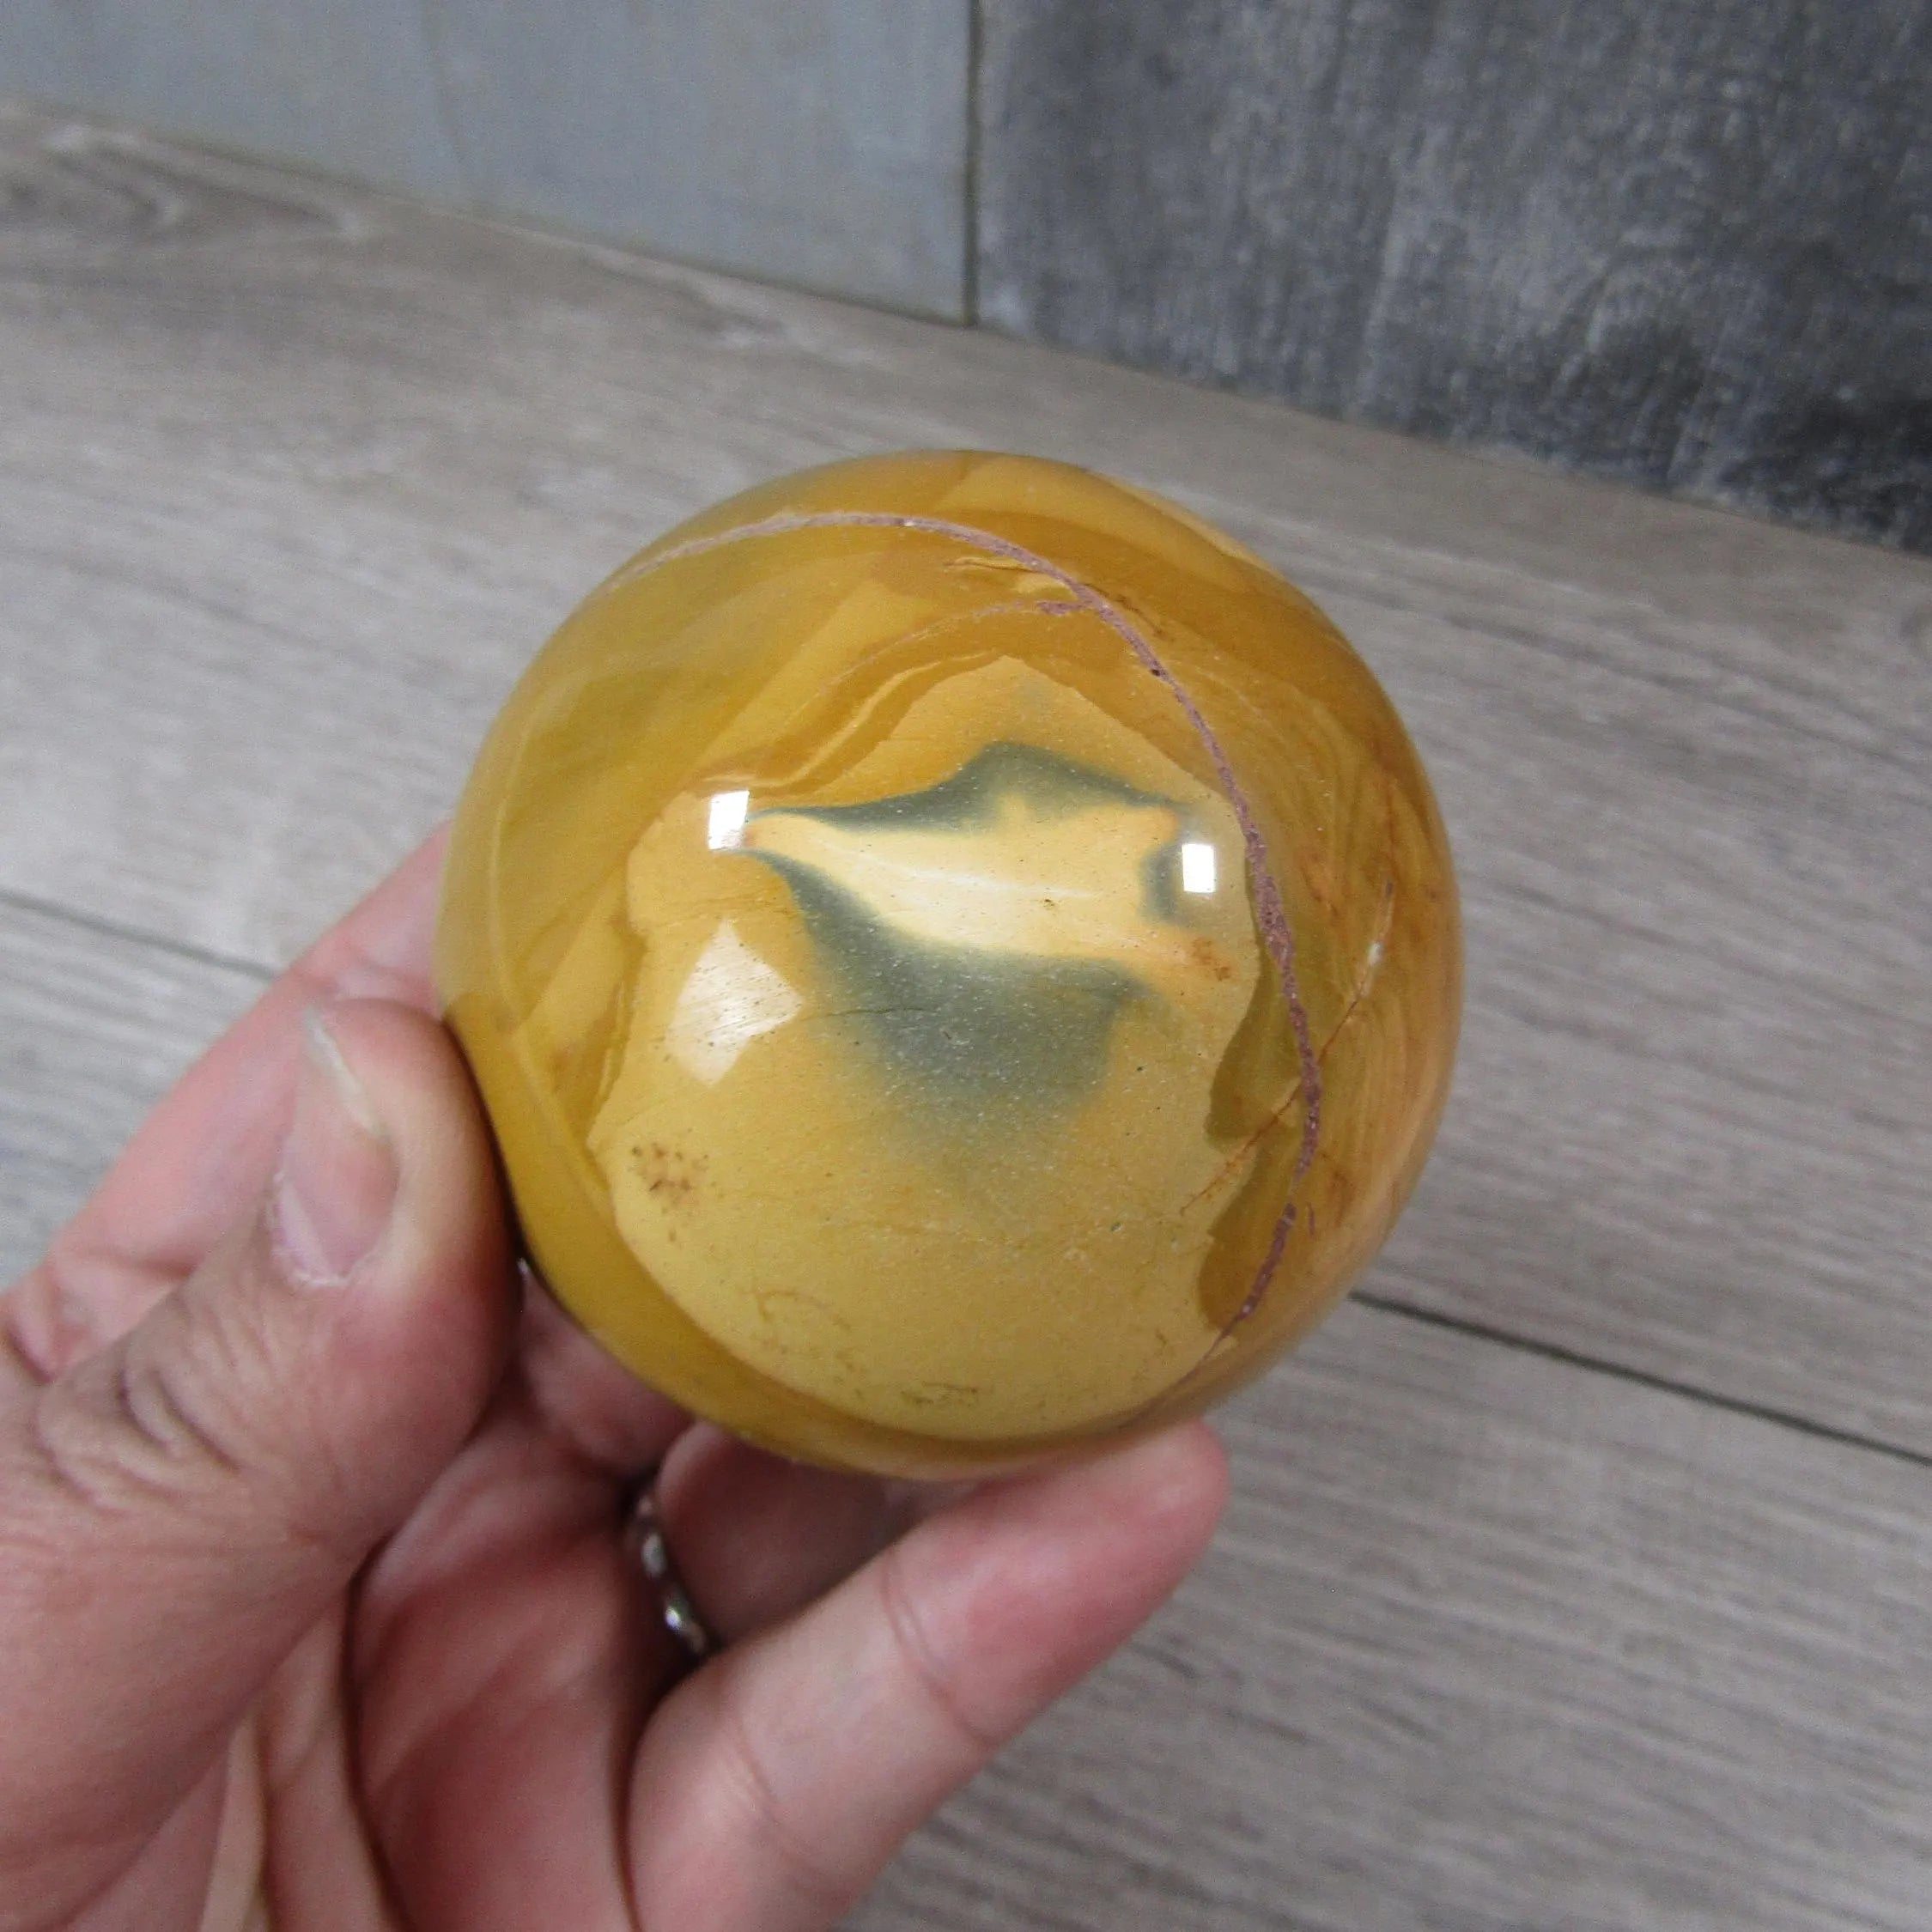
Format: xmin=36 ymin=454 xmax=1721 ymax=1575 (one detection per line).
xmin=0 ymin=835 xmax=1227 ymax=1931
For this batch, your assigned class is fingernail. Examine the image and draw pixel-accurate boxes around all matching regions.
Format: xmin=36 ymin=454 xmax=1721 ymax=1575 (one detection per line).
xmin=271 ymin=1008 xmax=398 ymax=1286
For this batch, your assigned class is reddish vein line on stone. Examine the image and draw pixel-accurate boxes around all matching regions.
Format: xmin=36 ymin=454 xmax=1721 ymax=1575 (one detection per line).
xmin=622 ymin=509 xmax=1323 ymax=1326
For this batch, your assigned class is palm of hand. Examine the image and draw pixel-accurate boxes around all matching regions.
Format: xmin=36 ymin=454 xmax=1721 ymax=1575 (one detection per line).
xmin=213 ymin=1311 xmax=911 ymax=1929
xmin=0 ymin=838 xmax=1224 ymax=1932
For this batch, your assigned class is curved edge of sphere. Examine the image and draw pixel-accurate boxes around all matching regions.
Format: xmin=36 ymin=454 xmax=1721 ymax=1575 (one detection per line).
xmin=437 ymin=451 xmax=1461 ymax=1478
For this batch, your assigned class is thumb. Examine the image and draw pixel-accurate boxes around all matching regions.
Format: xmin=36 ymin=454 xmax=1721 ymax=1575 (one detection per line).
xmin=0 ymin=999 xmax=514 ymax=1893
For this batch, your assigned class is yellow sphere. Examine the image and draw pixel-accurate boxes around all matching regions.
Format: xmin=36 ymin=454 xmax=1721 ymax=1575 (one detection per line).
xmin=437 ymin=452 xmax=1460 ymax=1477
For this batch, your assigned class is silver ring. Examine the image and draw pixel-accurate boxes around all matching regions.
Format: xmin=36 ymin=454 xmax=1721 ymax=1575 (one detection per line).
xmin=623 ymin=1486 xmax=716 ymax=1664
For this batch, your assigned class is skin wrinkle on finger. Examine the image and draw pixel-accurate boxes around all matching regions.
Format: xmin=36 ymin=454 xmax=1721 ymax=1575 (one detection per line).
xmin=14 ymin=1271 xmax=333 ymax=1573
xmin=4 ymin=1249 xmax=174 ymax=1389
xmin=872 ymin=1538 xmax=1003 ymax=1754
xmin=350 ymin=1420 xmax=683 ymax=1820
xmin=626 ymin=1657 xmax=863 ymax=1932
xmin=40 ymin=1759 xmax=234 ymax=1932
xmin=353 ymin=1524 xmax=662 ymax=1932
xmin=0 ymin=1325 xmax=47 ymax=1417
xmin=513 ymin=1277 xmax=690 ymax=1480
xmin=197 ymin=1718 xmax=270 ymax=1932
xmin=246 ymin=1615 xmax=410 ymax=1932
xmin=15 ymin=1216 xmax=439 ymax=1584
xmin=355 ymin=1392 xmax=611 ymax=1641
xmin=713 ymin=1671 xmax=861 ymax=1927
xmin=652 ymin=1425 xmax=915 ymax=1644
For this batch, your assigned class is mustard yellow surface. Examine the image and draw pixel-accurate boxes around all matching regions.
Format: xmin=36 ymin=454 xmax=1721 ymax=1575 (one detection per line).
xmin=437 ymin=452 xmax=1461 ymax=1477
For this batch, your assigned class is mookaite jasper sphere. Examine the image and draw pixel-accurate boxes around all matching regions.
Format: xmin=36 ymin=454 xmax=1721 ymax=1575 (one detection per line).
xmin=438 ymin=453 xmax=1460 ymax=1477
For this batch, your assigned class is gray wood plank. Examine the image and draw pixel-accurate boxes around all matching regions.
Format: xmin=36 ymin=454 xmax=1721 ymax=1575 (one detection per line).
xmin=854 ymin=1309 xmax=1932 ymax=1931
xmin=0 ymin=108 xmax=1928 ymax=1466
xmin=418 ymin=0 xmax=970 ymax=316
xmin=0 ymin=0 xmax=467 ymax=200
xmin=3 ymin=899 xmax=1928 ymax=1929
xmin=0 ymin=0 xmax=970 ymax=318
xmin=977 ymin=0 xmax=1932 ymax=553
xmin=0 ymin=902 xmax=260 ymax=1282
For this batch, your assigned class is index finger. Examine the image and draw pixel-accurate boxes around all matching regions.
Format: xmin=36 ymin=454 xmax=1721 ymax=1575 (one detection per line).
xmin=12 ymin=829 xmax=450 ymax=1334
xmin=625 ymin=1422 xmax=1230 ymax=1932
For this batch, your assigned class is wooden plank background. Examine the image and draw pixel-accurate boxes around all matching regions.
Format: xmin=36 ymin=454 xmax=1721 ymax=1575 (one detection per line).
xmin=978 ymin=0 xmax=1932 ymax=553
xmin=2 ymin=109 xmax=1929 ymax=1928
xmin=6 ymin=3 xmax=1926 ymax=544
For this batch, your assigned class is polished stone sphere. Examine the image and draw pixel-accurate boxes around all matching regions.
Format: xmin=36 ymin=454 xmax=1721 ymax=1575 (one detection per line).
xmin=437 ymin=452 xmax=1460 ymax=1477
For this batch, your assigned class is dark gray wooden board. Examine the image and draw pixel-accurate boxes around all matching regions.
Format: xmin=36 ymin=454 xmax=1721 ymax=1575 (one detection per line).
xmin=3 ymin=110 xmax=1927 ymax=1460
xmin=977 ymin=0 xmax=1932 ymax=553
xmin=4 ymin=907 xmax=1929 ymax=1932
xmin=0 ymin=0 xmax=971 ymax=316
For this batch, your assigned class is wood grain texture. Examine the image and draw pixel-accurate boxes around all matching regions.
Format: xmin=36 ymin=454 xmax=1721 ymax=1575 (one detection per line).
xmin=855 ymin=1307 xmax=1932 ymax=1931
xmin=0 ymin=0 xmax=969 ymax=317
xmin=977 ymin=0 xmax=1932 ymax=552
xmin=0 ymin=0 xmax=467 ymax=198
xmin=3 ymin=111 xmax=1927 ymax=1459
xmin=417 ymin=0 xmax=969 ymax=315
xmin=3 ymin=908 xmax=1929 ymax=1929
